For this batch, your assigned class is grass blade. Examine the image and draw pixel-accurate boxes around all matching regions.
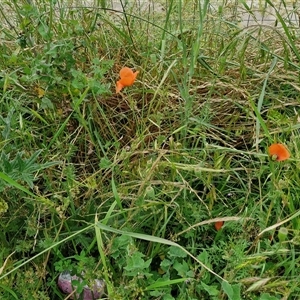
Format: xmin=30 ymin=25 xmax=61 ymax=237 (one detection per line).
xmin=96 ymin=222 xmax=226 ymax=282
xmin=0 ymin=171 xmax=54 ymax=207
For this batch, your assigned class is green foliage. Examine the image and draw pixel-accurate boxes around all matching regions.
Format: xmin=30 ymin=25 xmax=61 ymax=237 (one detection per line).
xmin=0 ymin=150 xmax=57 ymax=191
xmin=0 ymin=0 xmax=300 ymax=299
xmin=222 ymin=281 xmax=242 ymax=300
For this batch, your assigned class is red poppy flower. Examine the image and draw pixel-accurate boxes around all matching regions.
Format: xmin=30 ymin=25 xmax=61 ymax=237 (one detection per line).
xmin=215 ymin=221 xmax=224 ymax=231
xmin=116 ymin=67 xmax=139 ymax=93
xmin=268 ymin=143 xmax=290 ymax=161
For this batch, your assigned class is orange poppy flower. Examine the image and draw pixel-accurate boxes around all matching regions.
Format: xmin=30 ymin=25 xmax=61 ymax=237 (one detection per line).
xmin=215 ymin=221 xmax=224 ymax=231
xmin=116 ymin=67 xmax=139 ymax=93
xmin=268 ymin=143 xmax=290 ymax=161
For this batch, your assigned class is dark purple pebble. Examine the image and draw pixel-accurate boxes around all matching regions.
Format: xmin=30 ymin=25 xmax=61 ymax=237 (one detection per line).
xmin=57 ymin=271 xmax=105 ymax=300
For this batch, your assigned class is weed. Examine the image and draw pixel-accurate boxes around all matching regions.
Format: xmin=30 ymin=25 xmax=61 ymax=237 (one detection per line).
xmin=0 ymin=0 xmax=300 ymax=299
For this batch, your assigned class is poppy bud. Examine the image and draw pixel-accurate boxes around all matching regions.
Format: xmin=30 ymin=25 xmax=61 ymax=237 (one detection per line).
xmin=278 ymin=227 xmax=288 ymax=243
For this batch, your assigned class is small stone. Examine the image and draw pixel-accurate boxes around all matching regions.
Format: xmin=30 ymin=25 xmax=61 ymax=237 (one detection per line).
xmin=57 ymin=271 xmax=105 ymax=299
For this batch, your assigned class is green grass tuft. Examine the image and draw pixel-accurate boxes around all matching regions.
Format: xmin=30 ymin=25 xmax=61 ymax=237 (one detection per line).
xmin=0 ymin=0 xmax=300 ymax=299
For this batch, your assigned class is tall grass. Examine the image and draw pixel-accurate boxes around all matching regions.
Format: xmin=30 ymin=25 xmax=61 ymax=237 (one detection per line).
xmin=0 ymin=0 xmax=300 ymax=299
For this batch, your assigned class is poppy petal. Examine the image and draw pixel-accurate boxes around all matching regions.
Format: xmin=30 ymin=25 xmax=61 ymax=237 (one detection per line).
xmin=119 ymin=67 xmax=134 ymax=78
xmin=116 ymin=81 xmax=124 ymax=93
xmin=119 ymin=76 xmax=135 ymax=87
xmin=132 ymin=70 xmax=139 ymax=81
xmin=116 ymin=67 xmax=139 ymax=93
xmin=215 ymin=221 xmax=224 ymax=231
xmin=268 ymin=143 xmax=290 ymax=161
